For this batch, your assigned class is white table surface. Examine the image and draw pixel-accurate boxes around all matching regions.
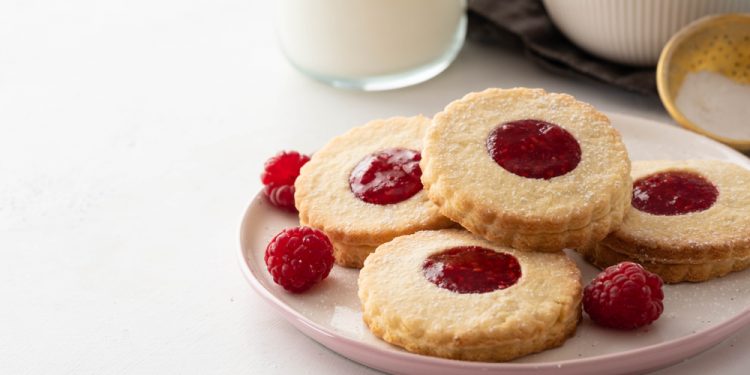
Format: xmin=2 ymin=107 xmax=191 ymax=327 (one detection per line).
xmin=1 ymin=1 xmax=748 ymax=374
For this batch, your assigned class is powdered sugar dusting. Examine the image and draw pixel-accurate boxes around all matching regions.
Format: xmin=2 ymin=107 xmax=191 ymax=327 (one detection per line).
xmin=613 ymin=160 xmax=750 ymax=263
xmin=423 ymin=88 xmax=630 ymax=242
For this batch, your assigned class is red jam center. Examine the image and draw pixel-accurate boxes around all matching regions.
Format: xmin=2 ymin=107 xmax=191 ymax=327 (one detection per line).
xmin=349 ymin=148 xmax=423 ymax=205
xmin=486 ymin=119 xmax=582 ymax=179
xmin=632 ymin=171 xmax=718 ymax=216
xmin=422 ymin=246 xmax=522 ymax=294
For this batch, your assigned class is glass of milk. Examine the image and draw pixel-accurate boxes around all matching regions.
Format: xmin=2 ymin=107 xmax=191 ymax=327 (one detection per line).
xmin=275 ymin=0 xmax=467 ymax=91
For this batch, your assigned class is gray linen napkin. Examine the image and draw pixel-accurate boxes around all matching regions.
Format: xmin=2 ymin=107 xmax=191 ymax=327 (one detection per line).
xmin=468 ymin=0 xmax=657 ymax=96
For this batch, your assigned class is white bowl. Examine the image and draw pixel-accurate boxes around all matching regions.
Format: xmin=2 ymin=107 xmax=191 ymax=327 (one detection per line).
xmin=542 ymin=0 xmax=750 ymax=66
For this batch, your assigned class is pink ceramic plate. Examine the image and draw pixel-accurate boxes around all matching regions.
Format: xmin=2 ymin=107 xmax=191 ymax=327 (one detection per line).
xmin=239 ymin=113 xmax=750 ymax=375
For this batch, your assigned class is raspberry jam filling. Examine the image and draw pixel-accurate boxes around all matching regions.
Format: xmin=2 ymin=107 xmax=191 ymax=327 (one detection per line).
xmin=422 ymin=246 xmax=522 ymax=294
xmin=349 ymin=148 xmax=423 ymax=205
xmin=632 ymin=171 xmax=718 ymax=216
xmin=486 ymin=119 xmax=581 ymax=179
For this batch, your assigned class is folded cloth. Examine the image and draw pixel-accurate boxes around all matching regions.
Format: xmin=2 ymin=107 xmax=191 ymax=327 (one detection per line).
xmin=468 ymin=0 xmax=657 ymax=96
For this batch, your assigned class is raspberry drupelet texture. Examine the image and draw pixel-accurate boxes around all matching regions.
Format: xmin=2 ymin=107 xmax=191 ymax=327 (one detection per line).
xmin=261 ymin=151 xmax=311 ymax=212
xmin=583 ymin=262 xmax=664 ymax=330
xmin=264 ymin=227 xmax=334 ymax=293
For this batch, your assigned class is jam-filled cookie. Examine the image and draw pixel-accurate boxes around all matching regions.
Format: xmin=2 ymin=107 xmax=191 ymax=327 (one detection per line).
xmin=358 ymin=229 xmax=582 ymax=362
xmin=295 ymin=116 xmax=453 ymax=268
xmin=421 ymin=88 xmax=631 ymax=251
xmin=579 ymin=160 xmax=750 ymax=283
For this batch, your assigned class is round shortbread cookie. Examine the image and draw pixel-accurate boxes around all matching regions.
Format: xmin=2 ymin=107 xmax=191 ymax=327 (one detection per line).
xmin=358 ymin=229 xmax=582 ymax=362
xmin=421 ymin=88 xmax=631 ymax=252
xmin=579 ymin=241 xmax=750 ymax=284
xmin=295 ymin=116 xmax=453 ymax=268
xmin=579 ymin=160 xmax=750 ymax=283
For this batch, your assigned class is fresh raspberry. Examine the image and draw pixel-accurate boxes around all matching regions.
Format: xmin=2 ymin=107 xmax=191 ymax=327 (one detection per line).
xmin=264 ymin=227 xmax=334 ymax=293
xmin=261 ymin=151 xmax=310 ymax=212
xmin=584 ymin=262 xmax=664 ymax=330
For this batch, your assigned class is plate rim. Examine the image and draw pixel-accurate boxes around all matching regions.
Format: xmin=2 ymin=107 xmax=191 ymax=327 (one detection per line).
xmin=239 ymin=112 xmax=750 ymax=374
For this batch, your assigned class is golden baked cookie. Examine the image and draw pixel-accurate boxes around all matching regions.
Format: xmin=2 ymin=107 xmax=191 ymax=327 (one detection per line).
xmin=358 ymin=229 xmax=582 ymax=362
xmin=421 ymin=88 xmax=631 ymax=251
xmin=578 ymin=160 xmax=750 ymax=283
xmin=295 ymin=116 xmax=453 ymax=268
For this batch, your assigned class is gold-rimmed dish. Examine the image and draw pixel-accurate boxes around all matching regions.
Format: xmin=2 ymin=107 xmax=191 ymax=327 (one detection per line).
xmin=657 ymin=13 xmax=750 ymax=152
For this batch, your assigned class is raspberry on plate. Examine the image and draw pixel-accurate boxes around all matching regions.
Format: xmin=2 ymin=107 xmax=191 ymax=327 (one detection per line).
xmin=261 ymin=150 xmax=310 ymax=212
xmin=583 ymin=262 xmax=664 ymax=330
xmin=264 ymin=227 xmax=334 ymax=293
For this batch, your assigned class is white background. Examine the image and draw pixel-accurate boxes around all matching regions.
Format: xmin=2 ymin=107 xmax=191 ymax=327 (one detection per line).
xmin=1 ymin=1 xmax=748 ymax=374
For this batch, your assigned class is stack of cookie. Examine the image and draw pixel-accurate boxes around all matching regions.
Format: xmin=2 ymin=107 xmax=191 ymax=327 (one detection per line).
xmin=293 ymin=88 xmax=750 ymax=361
xmin=295 ymin=116 xmax=454 ymax=268
xmin=578 ymin=159 xmax=750 ymax=283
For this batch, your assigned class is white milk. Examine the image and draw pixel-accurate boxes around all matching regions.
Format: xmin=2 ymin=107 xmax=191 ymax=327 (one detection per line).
xmin=276 ymin=0 xmax=466 ymax=79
